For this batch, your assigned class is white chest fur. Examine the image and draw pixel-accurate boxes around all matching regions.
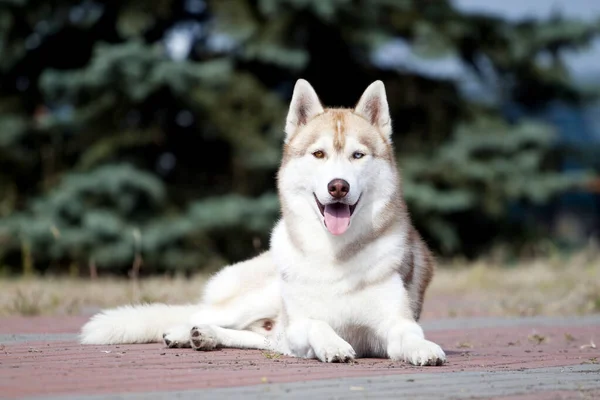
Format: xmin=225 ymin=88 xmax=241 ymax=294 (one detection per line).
xmin=271 ymin=220 xmax=413 ymax=357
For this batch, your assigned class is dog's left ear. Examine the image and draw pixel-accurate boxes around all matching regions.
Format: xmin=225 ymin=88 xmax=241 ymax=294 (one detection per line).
xmin=285 ymin=79 xmax=324 ymax=143
xmin=354 ymin=81 xmax=392 ymax=140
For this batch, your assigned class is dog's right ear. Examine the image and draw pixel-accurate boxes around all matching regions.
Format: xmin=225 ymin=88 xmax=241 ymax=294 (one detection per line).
xmin=284 ymin=79 xmax=324 ymax=143
xmin=354 ymin=80 xmax=392 ymax=141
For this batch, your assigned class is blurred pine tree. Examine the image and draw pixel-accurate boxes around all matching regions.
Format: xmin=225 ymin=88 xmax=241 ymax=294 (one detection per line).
xmin=0 ymin=0 xmax=597 ymax=274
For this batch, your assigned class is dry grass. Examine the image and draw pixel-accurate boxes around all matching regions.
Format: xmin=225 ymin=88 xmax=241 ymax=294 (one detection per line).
xmin=0 ymin=250 xmax=598 ymax=318
xmin=432 ymin=249 xmax=600 ymax=317
xmin=0 ymin=275 xmax=209 ymax=317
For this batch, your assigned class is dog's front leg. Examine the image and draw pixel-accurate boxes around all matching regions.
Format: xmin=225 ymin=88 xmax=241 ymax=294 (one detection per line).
xmin=287 ymin=319 xmax=355 ymax=363
xmin=386 ymin=319 xmax=446 ymax=366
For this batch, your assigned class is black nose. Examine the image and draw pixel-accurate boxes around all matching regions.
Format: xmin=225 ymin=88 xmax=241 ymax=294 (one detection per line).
xmin=328 ymin=179 xmax=350 ymax=199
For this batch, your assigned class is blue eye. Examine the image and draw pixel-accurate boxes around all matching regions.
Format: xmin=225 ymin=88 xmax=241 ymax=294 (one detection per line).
xmin=352 ymin=152 xmax=365 ymax=159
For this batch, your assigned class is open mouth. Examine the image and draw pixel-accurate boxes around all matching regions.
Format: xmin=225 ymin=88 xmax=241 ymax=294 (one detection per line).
xmin=313 ymin=194 xmax=361 ymax=236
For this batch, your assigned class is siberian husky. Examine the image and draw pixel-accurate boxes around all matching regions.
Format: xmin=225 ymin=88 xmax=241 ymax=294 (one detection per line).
xmin=80 ymin=80 xmax=446 ymax=366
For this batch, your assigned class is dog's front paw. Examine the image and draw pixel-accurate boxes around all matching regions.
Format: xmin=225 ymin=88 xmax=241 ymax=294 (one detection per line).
xmin=314 ymin=339 xmax=356 ymax=363
xmin=190 ymin=325 xmax=219 ymax=351
xmin=391 ymin=338 xmax=446 ymax=366
xmin=163 ymin=325 xmax=192 ymax=348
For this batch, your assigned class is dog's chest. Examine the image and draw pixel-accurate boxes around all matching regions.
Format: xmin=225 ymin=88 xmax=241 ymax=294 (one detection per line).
xmin=282 ymin=271 xmax=406 ymax=326
xmin=282 ymin=276 xmax=403 ymax=358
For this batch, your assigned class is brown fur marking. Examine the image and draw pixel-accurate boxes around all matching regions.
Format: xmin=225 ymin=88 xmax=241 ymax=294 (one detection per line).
xmin=365 ymin=96 xmax=380 ymax=126
xmin=283 ymin=126 xmax=321 ymax=163
xmin=331 ymin=110 xmax=346 ymax=152
xmin=352 ymin=110 xmax=392 ymax=150
xmin=336 ymin=178 xmax=405 ymax=262
xmin=397 ymin=226 xmax=435 ymax=321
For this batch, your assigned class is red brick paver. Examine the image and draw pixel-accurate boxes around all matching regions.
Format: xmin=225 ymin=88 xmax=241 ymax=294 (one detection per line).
xmin=1 ymin=317 xmax=598 ymax=399
xmin=0 ymin=316 xmax=87 ymax=335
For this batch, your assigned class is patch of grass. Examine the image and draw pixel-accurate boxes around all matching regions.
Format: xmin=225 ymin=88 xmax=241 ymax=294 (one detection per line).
xmin=564 ymin=333 xmax=576 ymax=342
xmin=261 ymin=351 xmax=281 ymax=359
xmin=0 ymin=249 xmax=598 ymax=318
xmin=528 ymin=333 xmax=547 ymax=345
xmin=592 ymin=295 xmax=600 ymax=312
xmin=431 ymin=247 xmax=600 ymax=318
xmin=0 ymin=275 xmax=208 ymax=317
xmin=456 ymin=341 xmax=473 ymax=349
xmin=9 ymin=289 xmax=44 ymax=316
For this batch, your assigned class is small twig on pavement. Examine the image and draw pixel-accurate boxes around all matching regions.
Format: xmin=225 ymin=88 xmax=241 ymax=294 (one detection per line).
xmin=580 ymin=339 xmax=596 ymax=350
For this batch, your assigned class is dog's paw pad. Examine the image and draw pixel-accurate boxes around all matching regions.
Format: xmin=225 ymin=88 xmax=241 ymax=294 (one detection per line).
xmin=190 ymin=325 xmax=219 ymax=351
xmin=328 ymin=353 xmax=354 ymax=363
xmin=400 ymin=339 xmax=446 ymax=366
xmin=162 ymin=333 xmax=174 ymax=347
xmin=316 ymin=341 xmax=356 ymax=363
xmin=163 ymin=336 xmax=185 ymax=348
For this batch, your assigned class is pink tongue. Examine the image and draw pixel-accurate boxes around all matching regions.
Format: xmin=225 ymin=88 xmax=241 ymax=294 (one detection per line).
xmin=324 ymin=203 xmax=351 ymax=235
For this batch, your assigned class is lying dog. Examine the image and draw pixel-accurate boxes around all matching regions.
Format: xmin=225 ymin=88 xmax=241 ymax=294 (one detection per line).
xmin=80 ymin=79 xmax=446 ymax=366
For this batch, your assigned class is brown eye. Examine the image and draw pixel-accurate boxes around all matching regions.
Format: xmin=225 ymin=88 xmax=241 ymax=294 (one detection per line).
xmin=312 ymin=150 xmax=325 ymax=159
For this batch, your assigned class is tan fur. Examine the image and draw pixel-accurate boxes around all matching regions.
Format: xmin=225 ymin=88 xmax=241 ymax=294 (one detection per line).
xmin=284 ymin=108 xmax=393 ymax=164
xmin=398 ymin=226 xmax=435 ymax=320
xmin=332 ymin=110 xmax=347 ymax=151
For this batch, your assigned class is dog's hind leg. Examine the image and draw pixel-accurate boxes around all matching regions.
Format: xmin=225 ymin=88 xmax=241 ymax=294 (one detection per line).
xmin=162 ymin=306 xmax=256 ymax=348
xmin=189 ymin=325 xmax=280 ymax=352
xmin=163 ymin=279 xmax=281 ymax=348
xmin=162 ymin=304 xmax=277 ymax=348
xmin=162 ymin=324 xmax=194 ymax=348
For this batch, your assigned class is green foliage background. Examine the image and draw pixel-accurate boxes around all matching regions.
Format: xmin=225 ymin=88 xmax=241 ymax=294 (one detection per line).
xmin=0 ymin=0 xmax=597 ymax=275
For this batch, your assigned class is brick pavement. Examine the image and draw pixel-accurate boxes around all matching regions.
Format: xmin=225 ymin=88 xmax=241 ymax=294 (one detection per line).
xmin=1 ymin=315 xmax=599 ymax=399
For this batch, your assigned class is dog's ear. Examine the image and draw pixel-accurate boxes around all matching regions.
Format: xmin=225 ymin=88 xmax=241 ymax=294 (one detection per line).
xmin=285 ymin=79 xmax=324 ymax=142
xmin=354 ymin=81 xmax=392 ymax=140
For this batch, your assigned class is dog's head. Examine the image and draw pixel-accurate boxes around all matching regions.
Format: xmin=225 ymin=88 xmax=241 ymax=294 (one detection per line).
xmin=278 ymin=80 xmax=399 ymax=236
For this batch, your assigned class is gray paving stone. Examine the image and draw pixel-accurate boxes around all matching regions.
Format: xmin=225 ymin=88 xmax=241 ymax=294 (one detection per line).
xmin=0 ymin=333 xmax=78 ymax=343
xmin=421 ymin=315 xmax=600 ymax=331
xmin=24 ymin=364 xmax=600 ymax=400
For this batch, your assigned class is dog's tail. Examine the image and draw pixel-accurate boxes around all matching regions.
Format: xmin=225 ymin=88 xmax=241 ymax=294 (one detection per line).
xmin=79 ymin=303 xmax=197 ymax=345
